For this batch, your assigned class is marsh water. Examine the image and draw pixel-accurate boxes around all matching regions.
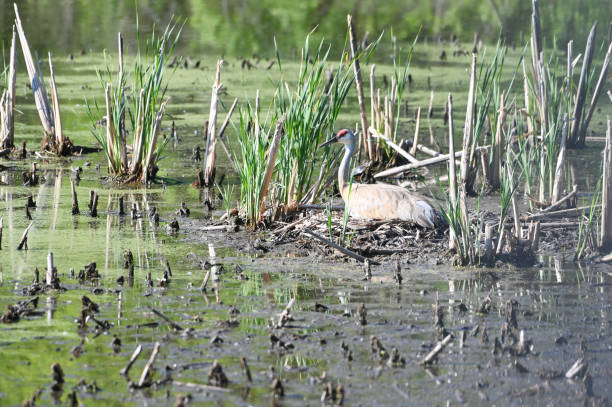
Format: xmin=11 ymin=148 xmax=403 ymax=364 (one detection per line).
xmin=1 ymin=6 xmax=612 ymax=406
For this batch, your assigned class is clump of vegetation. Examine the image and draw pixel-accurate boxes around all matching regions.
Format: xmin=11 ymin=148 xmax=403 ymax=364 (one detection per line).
xmin=274 ymin=34 xmax=356 ymax=210
xmin=231 ymin=33 xmax=361 ymax=228
xmin=89 ymin=18 xmax=182 ymax=183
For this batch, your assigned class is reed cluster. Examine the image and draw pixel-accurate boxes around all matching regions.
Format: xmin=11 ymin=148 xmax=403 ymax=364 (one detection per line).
xmin=89 ymin=19 xmax=182 ymax=183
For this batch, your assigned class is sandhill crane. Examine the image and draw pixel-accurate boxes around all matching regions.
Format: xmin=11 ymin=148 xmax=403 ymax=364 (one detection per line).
xmin=320 ymin=129 xmax=446 ymax=229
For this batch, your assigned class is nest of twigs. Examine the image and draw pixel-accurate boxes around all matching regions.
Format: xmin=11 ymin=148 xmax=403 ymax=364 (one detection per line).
xmin=274 ymin=209 xmax=448 ymax=261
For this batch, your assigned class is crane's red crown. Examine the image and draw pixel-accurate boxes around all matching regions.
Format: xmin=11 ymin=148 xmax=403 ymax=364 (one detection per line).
xmin=337 ymin=129 xmax=350 ymax=139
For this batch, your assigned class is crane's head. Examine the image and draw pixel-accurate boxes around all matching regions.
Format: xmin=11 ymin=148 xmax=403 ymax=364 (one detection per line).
xmin=319 ymin=129 xmax=355 ymax=149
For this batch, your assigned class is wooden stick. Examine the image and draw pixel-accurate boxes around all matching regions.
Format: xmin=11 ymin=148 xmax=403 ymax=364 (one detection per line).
xmin=373 ymin=147 xmax=488 ymax=179
xmin=448 ymin=94 xmax=458 ymax=251
xmin=369 ymin=127 xmax=418 ymax=163
xmin=601 ymin=117 xmax=612 ymax=249
xmin=258 ymin=115 xmax=285 ymax=222
xmin=120 ymin=344 xmax=142 ymax=377
xmin=147 ymin=306 xmax=183 ymax=331
xmin=203 ymin=60 xmax=223 ymax=186
xmin=138 ymin=342 xmax=161 ymax=387
xmin=541 ymin=184 xmax=577 ymax=214
xmin=17 ymin=221 xmax=34 ymax=250
xmin=405 ymin=139 xmax=442 ymax=157
xmin=410 ymin=107 xmax=421 ymax=156
xmin=523 ymin=204 xmax=599 ymax=221
xmin=303 ymin=228 xmax=379 ymax=265
xmin=0 ymin=217 xmax=3 ymax=250
xmin=347 ymin=15 xmax=371 ymax=160
xmin=420 ymin=334 xmax=452 ymax=365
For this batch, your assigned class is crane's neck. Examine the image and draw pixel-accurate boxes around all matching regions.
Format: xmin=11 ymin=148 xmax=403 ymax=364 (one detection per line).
xmin=338 ymin=141 xmax=355 ymax=201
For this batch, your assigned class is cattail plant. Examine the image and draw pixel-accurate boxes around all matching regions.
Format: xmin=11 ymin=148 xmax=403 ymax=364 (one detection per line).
xmin=89 ymin=19 xmax=182 ymax=183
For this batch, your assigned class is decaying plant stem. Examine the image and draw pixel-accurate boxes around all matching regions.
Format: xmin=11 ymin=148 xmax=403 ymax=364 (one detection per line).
xmin=258 ymin=115 xmax=286 ymax=222
xmin=0 ymin=25 xmax=17 ymax=150
xmin=203 ymin=60 xmax=223 ymax=187
xmin=601 ymin=117 xmax=612 ymax=250
xmin=347 ymin=14 xmax=371 ymax=161
xmin=447 ymin=94 xmax=458 ymax=252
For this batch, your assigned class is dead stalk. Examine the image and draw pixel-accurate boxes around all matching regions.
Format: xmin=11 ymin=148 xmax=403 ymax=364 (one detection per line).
xmin=601 ymin=117 xmax=612 ymax=249
xmin=447 ymin=94 xmax=458 ymax=251
xmin=203 ymin=60 xmax=223 ymax=186
xmin=410 ymin=107 xmax=421 ymax=156
xmin=258 ymin=115 xmax=286 ymax=222
xmin=347 ymin=14 xmax=371 ymax=160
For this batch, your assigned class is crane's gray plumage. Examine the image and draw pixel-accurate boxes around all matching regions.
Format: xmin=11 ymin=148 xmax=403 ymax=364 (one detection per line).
xmin=321 ymin=129 xmax=445 ymax=229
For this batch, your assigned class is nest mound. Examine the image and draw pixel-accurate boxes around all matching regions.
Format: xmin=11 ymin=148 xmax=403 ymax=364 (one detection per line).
xmin=272 ymin=210 xmax=449 ymax=264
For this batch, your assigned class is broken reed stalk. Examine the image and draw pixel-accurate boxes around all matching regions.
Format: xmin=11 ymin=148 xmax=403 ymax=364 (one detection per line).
xmin=447 ymin=94 xmax=458 ymax=252
xmin=17 ymin=221 xmax=34 ymax=250
xmin=347 ymin=14 xmax=371 ymax=161
xmin=120 ymin=344 xmax=143 ymax=377
xmin=215 ymin=98 xmax=239 ymax=172
xmin=46 ymin=252 xmax=53 ymax=286
xmin=420 ymin=334 xmax=452 ymax=365
xmin=582 ymin=41 xmax=612 ymax=140
xmin=373 ymin=147 xmax=486 ymax=179
xmin=370 ymin=65 xmax=376 ymax=138
xmin=147 ymin=306 xmax=183 ymax=331
xmin=602 ymin=117 xmax=612 ymax=250
xmin=0 ymin=217 xmax=3 ymax=250
xmin=551 ymin=114 xmax=568 ymax=203
xmin=456 ymin=53 xmax=478 ymax=262
xmin=13 ymin=4 xmax=54 ymax=137
xmin=138 ymin=342 xmax=161 ymax=387
xmin=47 ymin=53 xmax=64 ymax=152
xmin=70 ymin=179 xmax=79 ymax=215
xmin=203 ymin=60 xmax=223 ymax=186
xmin=258 ymin=115 xmax=286 ymax=222
xmin=460 ymin=51 xmax=478 ymax=195
xmin=490 ymin=91 xmax=505 ymax=190
xmin=369 ymin=128 xmax=417 ymax=163
xmin=410 ymin=107 xmax=421 ymax=156
xmin=569 ymin=21 xmax=598 ymax=147
xmin=0 ymin=25 xmax=17 ymax=149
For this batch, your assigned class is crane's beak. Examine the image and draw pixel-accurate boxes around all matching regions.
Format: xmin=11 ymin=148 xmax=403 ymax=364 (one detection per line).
xmin=318 ymin=136 xmax=337 ymax=149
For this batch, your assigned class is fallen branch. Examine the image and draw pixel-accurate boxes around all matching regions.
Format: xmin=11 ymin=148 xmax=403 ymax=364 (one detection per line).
xmin=138 ymin=342 xmax=161 ymax=387
xmin=17 ymin=221 xmax=34 ymax=250
xmin=374 ymin=146 xmax=488 ymax=179
xmin=369 ymin=127 xmax=418 ymax=163
xmin=420 ymin=334 xmax=453 ymax=365
xmin=147 ymin=306 xmax=183 ymax=331
xmin=120 ymin=344 xmax=142 ymax=377
xmin=540 ymin=184 xmax=577 ymax=213
xmin=303 ymin=228 xmax=379 ymax=265
xmin=522 ymin=204 xmax=599 ymax=221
